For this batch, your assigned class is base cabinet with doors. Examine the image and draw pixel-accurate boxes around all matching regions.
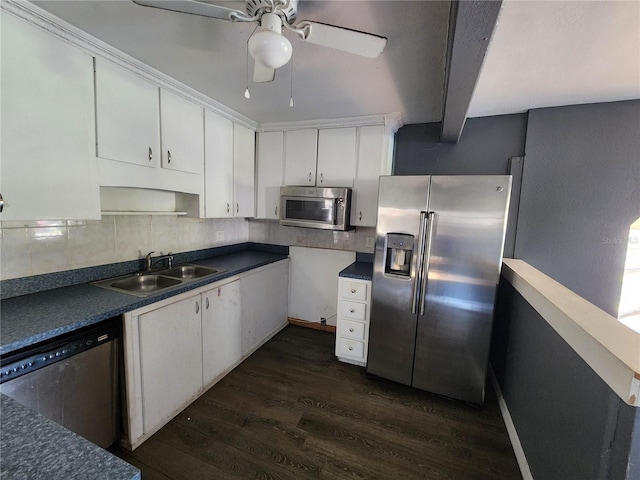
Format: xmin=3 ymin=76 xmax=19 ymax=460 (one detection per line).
xmin=122 ymin=259 xmax=289 ymax=450
xmin=335 ymin=277 xmax=372 ymax=366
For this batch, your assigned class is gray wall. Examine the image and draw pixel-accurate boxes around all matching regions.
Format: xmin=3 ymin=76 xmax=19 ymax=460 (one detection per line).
xmin=515 ymin=100 xmax=640 ymax=317
xmin=492 ymin=281 xmax=637 ymax=480
xmin=394 ymin=113 xmax=527 ymax=175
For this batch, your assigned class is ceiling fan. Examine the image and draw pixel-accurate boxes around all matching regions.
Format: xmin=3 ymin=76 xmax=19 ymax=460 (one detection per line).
xmin=131 ymin=0 xmax=387 ymax=83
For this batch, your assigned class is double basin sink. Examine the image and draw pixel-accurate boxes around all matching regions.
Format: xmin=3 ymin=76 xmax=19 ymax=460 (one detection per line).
xmin=93 ymin=264 xmax=226 ymax=297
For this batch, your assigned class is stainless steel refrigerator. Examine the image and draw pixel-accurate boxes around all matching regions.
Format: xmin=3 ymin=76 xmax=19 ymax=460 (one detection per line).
xmin=366 ymin=175 xmax=511 ymax=404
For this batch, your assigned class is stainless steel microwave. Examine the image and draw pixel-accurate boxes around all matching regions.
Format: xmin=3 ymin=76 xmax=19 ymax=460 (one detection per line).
xmin=279 ymin=186 xmax=353 ymax=231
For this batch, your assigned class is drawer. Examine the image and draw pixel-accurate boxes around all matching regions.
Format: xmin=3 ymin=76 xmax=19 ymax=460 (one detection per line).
xmin=340 ymin=300 xmax=366 ymax=321
xmin=340 ymin=319 xmax=365 ymax=340
xmin=340 ymin=280 xmax=368 ymax=301
xmin=337 ymin=337 xmax=365 ymax=359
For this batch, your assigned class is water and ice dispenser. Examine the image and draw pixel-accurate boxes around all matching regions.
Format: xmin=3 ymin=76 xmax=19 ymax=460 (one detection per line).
xmin=384 ymin=233 xmax=414 ymax=277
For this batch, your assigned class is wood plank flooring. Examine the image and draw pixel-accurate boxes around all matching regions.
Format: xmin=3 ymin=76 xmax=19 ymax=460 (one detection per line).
xmin=110 ymin=325 xmax=522 ymax=480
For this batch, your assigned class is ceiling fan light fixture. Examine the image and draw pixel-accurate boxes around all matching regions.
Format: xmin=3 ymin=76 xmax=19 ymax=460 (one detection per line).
xmin=248 ymin=12 xmax=292 ymax=70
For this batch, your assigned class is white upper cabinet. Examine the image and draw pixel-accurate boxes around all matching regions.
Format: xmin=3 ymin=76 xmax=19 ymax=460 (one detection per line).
xmin=233 ymin=124 xmax=256 ymax=217
xmin=316 ymin=128 xmax=357 ymax=187
xmin=256 ymin=132 xmax=284 ymax=219
xmin=204 ymin=110 xmax=234 ymax=217
xmin=204 ymin=111 xmax=255 ymax=218
xmin=0 ymin=14 xmax=100 ymax=221
xmin=95 ymin=57 xmax=161 ymax=168
xmin=352 ymin=125 xmax=393 ymax=227
xmin=284 ymin=129 xmax=318 ymax=186
xmin=160 ymin=89 xmax=204 ymax=175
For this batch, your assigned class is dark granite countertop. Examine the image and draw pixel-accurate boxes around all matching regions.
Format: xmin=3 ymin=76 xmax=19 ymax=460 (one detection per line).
xmin=0 ymin=394 xmax=140 ymax=480
xmin=339 ymin=261 xmax=373 ymax=281
xmin=1 ymin=249 xmax=288 ymax=356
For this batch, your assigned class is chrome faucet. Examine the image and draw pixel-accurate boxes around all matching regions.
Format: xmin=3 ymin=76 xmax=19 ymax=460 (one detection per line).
xmin=145 ymin=251 xmax=174 ymax=271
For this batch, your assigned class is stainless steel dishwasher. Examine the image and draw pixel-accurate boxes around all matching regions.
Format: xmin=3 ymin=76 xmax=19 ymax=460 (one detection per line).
xmin=0 ymin=317 xmax=121 ymax=448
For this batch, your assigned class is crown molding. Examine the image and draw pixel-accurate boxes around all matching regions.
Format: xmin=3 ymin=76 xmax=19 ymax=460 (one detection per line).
xmin=1 ymin=0 xmax=258 ymax=131
xmin=258 ymin=112 xmax=404 ymax=133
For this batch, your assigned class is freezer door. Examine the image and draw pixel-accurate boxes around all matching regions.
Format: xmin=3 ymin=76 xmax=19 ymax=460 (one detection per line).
xmin=367 ymin=176 xmax=430 ymax=385
xmin=412 ymin=176 xmax=511 ymax=403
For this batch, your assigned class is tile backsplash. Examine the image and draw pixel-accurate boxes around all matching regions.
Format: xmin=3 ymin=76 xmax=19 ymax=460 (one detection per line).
xmin=1 ymin=216 xmax=249 ymax=280
xmin=0 ymin=216 xmax=376 ymax=280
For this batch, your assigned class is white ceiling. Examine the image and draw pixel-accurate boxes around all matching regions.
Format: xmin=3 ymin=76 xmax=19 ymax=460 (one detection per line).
xmin=29 ymin=0 xmax=640 ymax=127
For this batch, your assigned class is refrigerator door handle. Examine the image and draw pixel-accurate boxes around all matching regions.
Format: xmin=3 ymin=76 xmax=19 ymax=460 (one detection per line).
xmin=419 ymin=212 xmax=435 ymax=316
xmin=411 ymin=211 xmax=429 ymax=314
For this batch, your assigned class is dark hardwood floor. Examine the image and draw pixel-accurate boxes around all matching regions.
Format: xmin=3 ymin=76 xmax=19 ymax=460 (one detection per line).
xmin=110 ymin=325 xmax=522 ymax=480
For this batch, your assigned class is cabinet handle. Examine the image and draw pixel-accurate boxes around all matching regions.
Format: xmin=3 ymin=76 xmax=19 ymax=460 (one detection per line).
xmin=167 ymin=150 xmax=171 ymax=164
xmin=350 ymin=288 xmax=356 ymax=294
xmin=206 ymin=297 xmax=210 ymax=310
xmin=226 ymin=203 xmax=230 ymax=213
xmin=148 ymin=147 xmax=153 ymax=161
xmin=359 ymin=211 xmax=362 ymax=221
xmin=350 ymin=308 xmax=355 ymax=313
xmin=0 ymin=193 xmax=4 ymax=213
xmin=349 ymin=327 xmax=354 ymax=332
xmin=308 ymin=172 xmax=312 ymax=183
xmin=236 ymin=203 xmax=239 ymax=213
xmin=320 ymin=173 xmax=323 ymax=183
xmin=275 ymin=206 xmax=278 ymax=216
xmin=195 ymin=301 xmax=200 ymax=314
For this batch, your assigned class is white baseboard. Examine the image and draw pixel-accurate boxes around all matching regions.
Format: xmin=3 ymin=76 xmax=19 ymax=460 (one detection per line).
xmin=489 ymin=366 xmax=534 ymax=480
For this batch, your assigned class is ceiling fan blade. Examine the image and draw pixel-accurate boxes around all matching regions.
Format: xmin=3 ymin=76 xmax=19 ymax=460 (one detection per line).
xmin=296 ymin=21 xmax=387 ymax=58
xmin=253 ymin=60 xmax=276 ymax=83
xmin=131 ymin=0 xmax=245 ymax=21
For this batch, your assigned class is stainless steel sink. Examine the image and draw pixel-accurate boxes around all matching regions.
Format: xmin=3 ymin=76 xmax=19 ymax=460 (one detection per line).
xmin=92 ymin=264 xmax=225 ymax=297
xmin=160 ymin=265 xmax=221 ymax=279
xmin=110 ymin=274 xmax=182 ymax=293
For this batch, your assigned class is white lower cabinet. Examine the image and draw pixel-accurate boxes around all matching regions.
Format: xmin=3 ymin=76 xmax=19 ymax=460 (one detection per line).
xmin=335 ymin=277 xmax=371 ymax=366
xmin=138 ymin=294 xmax=203 ymax=435
xmin=122 ymin=259 xmax=289 ymax=449
xmin=202 ymin=281 xmax=241 ymax=387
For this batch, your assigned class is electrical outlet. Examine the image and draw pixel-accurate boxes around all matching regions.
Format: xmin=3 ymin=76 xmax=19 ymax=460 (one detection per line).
xmin=216 ymin=230 xmax=225 ymax=241
xmin=366 ymin=237 xmax=375 ymax=248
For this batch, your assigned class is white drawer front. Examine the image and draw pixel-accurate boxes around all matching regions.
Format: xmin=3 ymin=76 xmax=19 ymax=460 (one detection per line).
xmin=341 ymin=280 xmax=367 ymax=301
xmin=340 ymin=319 xmax=365 ymax=340
xmin=340 ymin=300 xmax=366 ymax=321
xmin=337 ymin=338 xmax=365 ymax=359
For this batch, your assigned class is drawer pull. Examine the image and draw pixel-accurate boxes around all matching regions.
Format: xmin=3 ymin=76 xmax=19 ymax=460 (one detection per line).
xmin=350 ymin=288 xmax=356 ymax=293
xmin=349 ymin=328 xmax=354 ymax=332
xmin=349 ymin=308 xmax=355 ymax=313
xmin=348 ymin=346 xmax=353 ymax=351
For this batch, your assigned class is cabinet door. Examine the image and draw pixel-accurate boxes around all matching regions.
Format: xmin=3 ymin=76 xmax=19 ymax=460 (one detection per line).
xmin=256 ymin=132 xmax=284 ymax=219
xmin=284 ymin=129 xmax=317 ymax=186
xmin=0 ymin=14 xmax=100 ymax=221
xmin=160 ymin=89 xmax=204 ymax=175
xmin=138 ymin=295 xmax=203 ymax=434
xmin=95 ymin=57 xmax=160 ymax=168
xmin=316 ymin=128 xmax=356 ymax=187
xmin=204 ymin=109 xmax=234 ymax=217
xmin=233 ymin=123 xmax=256 ymax=217
xmin=352 ymin=125 xmax=388 ymax=227
xmin=202 ymin=281 xmax=242 ymax=387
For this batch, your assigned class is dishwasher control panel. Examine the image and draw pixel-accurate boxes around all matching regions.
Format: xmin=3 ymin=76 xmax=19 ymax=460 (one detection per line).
xmin=0 ymin=319 xmax=120 ymax=384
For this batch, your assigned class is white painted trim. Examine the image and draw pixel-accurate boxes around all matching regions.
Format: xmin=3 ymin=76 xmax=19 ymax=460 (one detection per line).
xmin=1 ymin=0 xmax=258 ymax=131
xmin=489 ymin=367 xmax=534 ymax=480
xmin=502 ymin=259 xmax=640 ymax=407
xmin=259 ymin=112 xmax=404 ymax=132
